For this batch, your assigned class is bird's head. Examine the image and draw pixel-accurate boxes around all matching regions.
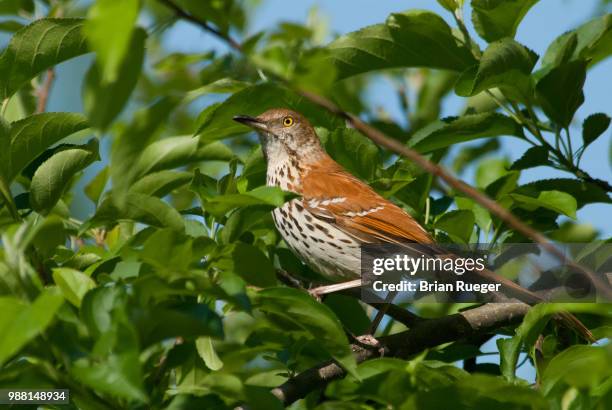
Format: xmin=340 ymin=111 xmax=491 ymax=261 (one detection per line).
xmin=233 ymin=108 xmax=322 ymax=162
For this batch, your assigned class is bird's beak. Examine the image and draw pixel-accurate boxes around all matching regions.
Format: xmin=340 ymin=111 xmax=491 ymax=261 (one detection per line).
xmin=233 ymin=115 xmax=268 ymax=132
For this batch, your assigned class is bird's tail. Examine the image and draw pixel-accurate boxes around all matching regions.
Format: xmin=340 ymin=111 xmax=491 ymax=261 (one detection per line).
xmin=475 ymin=263 xmax=595 ymax=343
xmin=555 ymin=311 xmax=596 ymax=343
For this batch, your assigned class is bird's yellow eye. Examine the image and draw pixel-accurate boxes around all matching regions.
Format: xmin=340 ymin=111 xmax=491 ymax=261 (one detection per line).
xmin=283 ymin=116 xmax=294 ymax=127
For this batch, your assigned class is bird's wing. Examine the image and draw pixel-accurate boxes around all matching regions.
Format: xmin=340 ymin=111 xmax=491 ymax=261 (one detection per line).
xmin=301 ymin=159 xmax=433 ymax=245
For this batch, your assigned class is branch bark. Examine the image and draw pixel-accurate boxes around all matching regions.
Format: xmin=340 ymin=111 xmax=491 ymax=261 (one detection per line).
xmin=36 ymin=69 xmax=55 ymax=113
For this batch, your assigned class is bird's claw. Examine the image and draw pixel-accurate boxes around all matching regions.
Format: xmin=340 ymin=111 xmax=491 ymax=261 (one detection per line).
xmin=308 ymin=288 xmax=324 ymax=302
xmin=354 ymin=334 xmax=385 ymax=356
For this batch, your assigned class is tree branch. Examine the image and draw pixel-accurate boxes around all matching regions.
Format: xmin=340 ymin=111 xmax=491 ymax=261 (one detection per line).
xmin=36 ymin=69 xmax=55 ymax=113
xmin=157 ymin=0 xmax=243 ymax=51
xmin=235 ymin=303 xmax=529 ymax=408
xmin=298 ymin=90 xmax=611 ymax=299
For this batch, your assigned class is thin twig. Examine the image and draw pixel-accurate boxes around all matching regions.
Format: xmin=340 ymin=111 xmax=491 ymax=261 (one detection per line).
xmin=1 ymin=98 xmax=9 ymax=116
xmin=157 ymin=0 xmax=243 ymax=51
xmin=522 ymin=105 xmax=612 ymax=192
xmin=452 ymin=7 xmax=480 ymax=59
xmin=36 ymin=69 xmax=55 ymax=113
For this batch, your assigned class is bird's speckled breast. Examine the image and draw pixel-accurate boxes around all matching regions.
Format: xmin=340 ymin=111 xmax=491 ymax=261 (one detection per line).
xmin=271 ymin=200 xmax=360 ymax=281
xmin=267 ymin=157 xmax=360 ymax=280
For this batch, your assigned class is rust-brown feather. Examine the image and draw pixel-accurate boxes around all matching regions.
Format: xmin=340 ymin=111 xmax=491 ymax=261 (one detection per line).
xmin=301 ymin=155 xmax=433 ymax=245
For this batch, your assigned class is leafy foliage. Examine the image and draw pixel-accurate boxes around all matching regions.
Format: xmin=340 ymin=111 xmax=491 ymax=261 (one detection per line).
xmin=0 ymin=1 xmax=610 ymax=409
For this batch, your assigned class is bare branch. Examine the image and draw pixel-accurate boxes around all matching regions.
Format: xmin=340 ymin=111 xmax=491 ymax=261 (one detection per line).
xmin=36 ymin=69 xmax=55 ymax=113
xmin=157 ymin=0 xmax=243 ymax=51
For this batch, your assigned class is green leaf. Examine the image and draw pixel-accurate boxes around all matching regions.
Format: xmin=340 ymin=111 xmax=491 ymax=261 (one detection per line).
xmin=220 ymin=205 xmax=272 ymax=244
xmin=499 ymin=304 xmax=609 ymax=379
xmin=255 ymin=288 xmax=358 ymax=379
xmin=437 ymin=0 xmax=458 ymax=12
xmin=409 ymin=112 xmax=523 ymax=153
xmin=30 ymin=139 xmax=99 ymax=214
xmin=471 ymin=0 xmax=540 ymax=42
xmin=542 ymin=345 xmax=612 ymax=395
xmin=141 ymin=228 xmax=193 ymax=275
xmin=0 ymin=18 xmax=88 ymax=100
xmin=197 ymin=83 xmax=342 ymax=140
xmin=5 ymin=112 xmax=89 ymax=181
xmin=0 ymin=288 xmax=64 ymax=366
xmin=413 ymin=70 xmax=459 ymax=132
xmin=453 ymin=139 xmax=501 ymax=173
xmin=89 ymin=192 xmax=184 ymax=231
xmin=84 ymin=166 xmax=108 ymax=205
xmin=197 ymin=185 xmax=296 ymax=218
xmin=72 ymin=351 xmax=147 ymax=403
xmin=328 ymin=10 xmax=476 ymax=79
xmin=110 ymin=97 xmax=179 ymax=201
xmin=496 ymin=337 xmax=518 ymax=380
xmin=83 ymin=0 xmax=140 ymax=83
xmin=172 ymin=0 xmax=244 ymax=34
xmin=513 ymin=178 xmax=611 ymax=208
xmin=0 ymin=20 xmax=25 ymax=33
xmin=509 ymin=145 xmax=550 ymax=170
xmin=196 ymin=336 xmax=224 ymax=371
xmin=83 ymin=27 xmax=146 ymax=130
xmin=52 ymin=268 xmax=96 ymax=308
xmin=455 ymin=38 xmax=538 ymax=101
xmin=535 ymin=59 xmax=587 ymax=128
xmin=0 ymin=0 xmax=34 ymax=15
xmin=582 ymin=113 xmax=611 ymax=148
xmin=510 ymin=190 xmax=578 ymax=218
xmin=290 ymin=48 xmax=338 ymax=94
xmin=321 ymin=127 xmax=380 ymax=181
xmin=542 ymin=14 xmax=612 ymax=68
xmin=410 ymin=373 xmax=547 ymax=408
xmin=215 ymin=243 xmax=277 ymax=288
xmin=133 ymin=137 xmax=233 ymax=178
xmin=130 ymin=170 xmax=193 ymax=197
xmin=324 ymin=294 xmax=370 ymax=335
xmin=134 ymin=302 xmax=224 ymax=345
xmin=455 ymin=196 xmax=491 ymax=231
xmin=434 ymin=210 xmax=475 ymax=243
xmin=0 ymin=118 xmax=16 ymax=218
xmin=244 ymin=386 xmax=284 ymax=410
xmin=80 ymin=286 xmax=122 ymax=338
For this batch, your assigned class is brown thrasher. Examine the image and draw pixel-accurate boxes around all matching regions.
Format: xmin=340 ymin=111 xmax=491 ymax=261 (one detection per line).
xmin=233 ymin=108 xmax=593 ymax=340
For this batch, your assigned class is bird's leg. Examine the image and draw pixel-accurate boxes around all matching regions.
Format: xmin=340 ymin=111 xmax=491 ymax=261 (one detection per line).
xmin=308 ymin=279 xmax=362 ymax=300
xmin=367 ymin=290 xmax=398 ymax=335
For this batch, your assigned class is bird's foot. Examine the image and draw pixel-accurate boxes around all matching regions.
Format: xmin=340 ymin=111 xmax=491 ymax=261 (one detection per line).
xmin=308 ymin=287 xmax=323 ymax=302
xmin=307 ymin=279 xmax=362 ymax=301
xmin=354 ymin=334 xmax=385 ymax=356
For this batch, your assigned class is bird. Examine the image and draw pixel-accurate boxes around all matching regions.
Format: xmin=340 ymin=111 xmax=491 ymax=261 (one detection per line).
xmin=233 ymin=108 xmax=594 ymax=340
xmin=234 ymin=109 xmax=432 ymax=284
